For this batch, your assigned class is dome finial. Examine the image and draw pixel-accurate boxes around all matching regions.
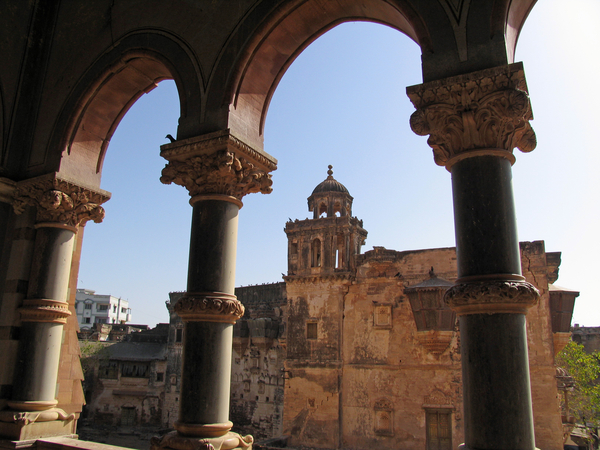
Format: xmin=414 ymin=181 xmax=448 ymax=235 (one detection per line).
xmin=327 ymin=165 xmax=333 ymax=177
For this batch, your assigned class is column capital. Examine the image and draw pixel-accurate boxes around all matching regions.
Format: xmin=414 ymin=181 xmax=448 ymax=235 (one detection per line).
xmin=12 ymin=174 xmax=111 ymax=229
xmin=407 ymin=63 xmax=536 ymax=170
xmin=160 ymin=130 xmax=277 ymax=204
xmin=174 ymin=292 xmax=245 ymax=324
xmin=444 ymin=279 xmax=540 ymax=315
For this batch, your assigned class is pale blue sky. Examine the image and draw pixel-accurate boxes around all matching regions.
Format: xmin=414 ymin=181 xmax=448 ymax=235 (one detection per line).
xmin=77 ymin=0 xmax=600 ymax=327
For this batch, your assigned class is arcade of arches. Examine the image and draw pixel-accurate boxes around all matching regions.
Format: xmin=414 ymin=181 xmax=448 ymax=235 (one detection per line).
xmin=0 ymin=1 xmax=566 ymax=449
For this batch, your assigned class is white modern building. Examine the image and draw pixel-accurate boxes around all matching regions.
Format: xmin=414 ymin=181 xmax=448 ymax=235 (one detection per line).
xmin=75 ymin=289 xmax=132 ymax=330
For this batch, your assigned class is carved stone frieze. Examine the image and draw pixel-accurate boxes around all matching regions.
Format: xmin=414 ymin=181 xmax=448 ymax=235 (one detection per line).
xmin=12 ymin=174 xmax=111 ymax=227
xmin=160 ymin=130 xmax=276 ymax=202
xmin=444 ymin=279 xmax=539 ymax=315
xmin=19 ymin=298 xmax=71 ymax=324
xmin=407 ymin=63 xmax=536 ymax=169
xmin=174 ymin=292 xmax=245 ymax=323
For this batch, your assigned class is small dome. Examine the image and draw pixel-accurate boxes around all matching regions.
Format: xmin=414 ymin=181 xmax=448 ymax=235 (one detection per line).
xmin=311 ymin=165 xmax=350 ymax=195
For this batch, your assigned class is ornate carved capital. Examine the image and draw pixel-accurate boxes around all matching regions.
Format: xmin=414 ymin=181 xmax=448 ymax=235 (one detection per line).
xmin=444 ymin=279 xmax=539 ymax=315
xmin=407 ymin=63 xmax=536 ymax=169
xmin=160 ymin=130 xmax=277 ymax=203
xmin=18 ymin=298 xmax=71 ymax=324
xmin=13 ymin=174 xmax=111 ymax=228
xmin=174 ymin=292 xmax=245 ymax=324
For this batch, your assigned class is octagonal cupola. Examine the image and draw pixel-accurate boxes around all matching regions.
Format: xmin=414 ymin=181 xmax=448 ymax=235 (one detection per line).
xmin=308 ymin=165 xmax=353 ymax=219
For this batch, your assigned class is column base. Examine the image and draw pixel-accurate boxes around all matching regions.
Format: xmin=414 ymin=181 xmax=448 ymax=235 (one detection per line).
xmin=151 ymin=431 xmax=253 ymax=450
xmin=0 ymin=408 xmax=76 ymax=441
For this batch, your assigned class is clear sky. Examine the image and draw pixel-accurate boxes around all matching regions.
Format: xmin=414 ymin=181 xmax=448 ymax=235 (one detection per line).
xmin=77 ymin=0 xmax=600 ymax=328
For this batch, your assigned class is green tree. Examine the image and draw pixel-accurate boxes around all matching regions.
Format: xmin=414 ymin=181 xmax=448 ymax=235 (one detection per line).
xmin=557 ymin=341 xmax=600 ymax=428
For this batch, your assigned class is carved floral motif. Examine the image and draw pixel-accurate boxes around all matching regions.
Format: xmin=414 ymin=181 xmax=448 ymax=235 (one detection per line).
xmin=407 ymin=63 xmax=536 ymax=168
xmin=160 ymin=130 xmax=276 ymax=201
xmin=161 ymin=150 xmax=272 ymax=200
xmin=12 ymin=174 xmax=110 ymax=227
xmin=174 ymin=293 xmax=245 ymax=323
xmin=444 ymin=279 xmax=539 ymax=315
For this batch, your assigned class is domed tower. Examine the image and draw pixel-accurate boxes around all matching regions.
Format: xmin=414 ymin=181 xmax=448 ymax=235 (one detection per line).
xmin=284 ymin=166 xmax=367 ymax=278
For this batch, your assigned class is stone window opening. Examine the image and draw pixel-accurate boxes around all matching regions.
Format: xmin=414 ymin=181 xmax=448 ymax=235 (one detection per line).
xmin=306 ymin=322 xmax=318 ymax=340
xmin=311 ymin=239 xmax=321 ymax=267
xmin=156 ymin=372 xmax=164 ymax=382
xmin=290 ymin=242 xmax=298 ymax=257
xmin=318 ymin=203 xmax=327 ymax=218
xmin=121 ymin=362 xmax=149 ymax=378
xmin=335 ymin=235 xmax=344 ymax=269
xmin=333 ymin=202 xmax=343 ymax=217
xmin=98 ymin=361 xmax=119 ymax=379
xmin=175 ymin=328 xmax=183 ymax=343
xmin=374 ymin=399 xmax=393 ymax=436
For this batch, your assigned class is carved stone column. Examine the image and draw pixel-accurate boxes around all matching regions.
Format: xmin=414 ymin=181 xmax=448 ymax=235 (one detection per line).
xmin=0 ymin=174 xmax=109 ymax=440
xmin=408 ymin=63 xmax=540 ymax=450
xmin=151 ymin=130 xmax=276 ymax=450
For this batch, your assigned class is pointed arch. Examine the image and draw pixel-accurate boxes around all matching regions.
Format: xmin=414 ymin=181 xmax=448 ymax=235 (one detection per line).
xmin=49 ymin=31 xmax=204 ymax=188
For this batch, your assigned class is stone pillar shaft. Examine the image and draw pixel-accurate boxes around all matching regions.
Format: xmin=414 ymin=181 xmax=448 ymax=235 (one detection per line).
xmin=178 ymin=200 xmax=239 ymax=431
xmin=408 ymin=64 xmax=540 ymax=450
xmin=153 ymin=130 xmax=275 ymax=449
xmin=12 ymin=227 xmax=75 ymax=406
xmin=452 ymin=156 xmax=521 ymax=278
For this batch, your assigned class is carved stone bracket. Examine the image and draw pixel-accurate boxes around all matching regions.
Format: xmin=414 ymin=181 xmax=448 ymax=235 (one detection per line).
xmin=19 ymin=298 xmax=71 ymax=324
xmin=444 ymin=279 xmax=539 ymax=315
xmin=174 ymin=292 xmax=245 ymax=324
xmin=160 ymin=130 xmax=277 ymax=203
xmin=12 ymin=174 xmax=111 ymax=228
xmin=150 ymin=430 xmax=253 ymax=450
xmin=407 ymin=63 xmax=536 ymax=169
xmin=416 ymin=330 xmax=454 ymax=355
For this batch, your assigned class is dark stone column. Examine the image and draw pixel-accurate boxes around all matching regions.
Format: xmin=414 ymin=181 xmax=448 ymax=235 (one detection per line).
xmin=152 ymin=130 xmax=276 ymax=450
xmin=176 ymin=199 xmax=241 ymax=435
xmin=408 ymin=64 xmax=540 ymax=450
xmin=0 ymin=174 xmax=109 ymax=440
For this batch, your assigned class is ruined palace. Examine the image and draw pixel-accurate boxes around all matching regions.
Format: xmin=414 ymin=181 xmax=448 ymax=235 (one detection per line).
xmin=0 ymin=2 xmax=574 ymax=450
xmin=229 ymin=168 xmax=578 ymax=450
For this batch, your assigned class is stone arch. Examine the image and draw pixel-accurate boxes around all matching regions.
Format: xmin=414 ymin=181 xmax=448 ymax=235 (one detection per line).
xmin=50 ymin=31 xmax=204 ymax=188
xmin=207 ymin=0 xmax=429 ymax=152
xmin=204 ymin=0 xmax=537 ymax=152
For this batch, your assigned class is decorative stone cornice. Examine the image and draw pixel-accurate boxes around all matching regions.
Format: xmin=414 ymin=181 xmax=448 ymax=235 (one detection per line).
xmin=407 ymin=63 xmax=536 ymax=169
xmin=174 ymin=292 xmax=245 ymax=323
xmin=444 ymin=279 xmax=539 ymax=315
xmin=12 ymin=174 xmax=111 ymax=228
xmin=18 ymin=298 xmax=71 ymax=324
xmin=283 ymin=273 xmax=353 ymax=284
xmin=160 ymin=130 xmax=276 ymax=203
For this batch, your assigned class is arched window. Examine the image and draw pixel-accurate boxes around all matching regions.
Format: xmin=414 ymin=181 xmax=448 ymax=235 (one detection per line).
xmin=318 ymin=203 xmax=327 ymax=218
xmin=311 ymin=239 xmax=321 ymax=267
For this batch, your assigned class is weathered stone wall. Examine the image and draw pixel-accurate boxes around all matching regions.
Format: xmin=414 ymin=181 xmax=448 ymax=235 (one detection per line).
xmin=230 ymin=283 xmax=287 ymax=440
xmin=282 ymin=242 xmax=565 ymax=450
